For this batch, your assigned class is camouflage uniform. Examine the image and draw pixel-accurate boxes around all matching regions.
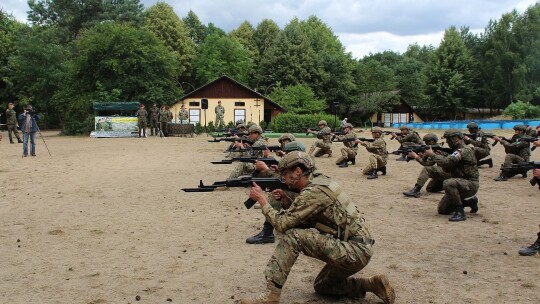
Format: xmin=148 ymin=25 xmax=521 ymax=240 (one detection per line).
xmin=136 ymin=107 xmax=148 ymax=137
xmin=229 ymin=126 xmax=266 ymax=178
xmin=334 ymin=129 xmax=358 ymax=165
xmin=158 ymin=107 xmax=169 ymax=136
xmin=215 ymin=103 xmax=225 ymax=128
xmin=309 ymin=126 xmax=333 ymax=157
xmin=261 ymin=172 xmax=376 ymax=296
xmin=5 ymin=107 xmax=22 ymax=143
xmin=149 ymin=105 xmax=159 ymax=135
xmin=178 ymin=108 xmax=189 ymax=124
xmin=464 ymin=125 xmax=491 ymax=161
xmin=500 ymin=134 xmax=531 ymax=166
xmin=361 ymin=138 xmax=387 ymax=175
xmin=396 ymin=131 xmax=422 ymax=147
xmin=432 ymin=142 xmax=479 ymax=216
xmin=412 ymin=149 xmax=451 ymax=192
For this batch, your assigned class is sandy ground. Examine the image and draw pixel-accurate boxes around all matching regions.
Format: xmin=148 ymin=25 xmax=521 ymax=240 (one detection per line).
xmin=0 ymin=129 xmax=539 ymax=304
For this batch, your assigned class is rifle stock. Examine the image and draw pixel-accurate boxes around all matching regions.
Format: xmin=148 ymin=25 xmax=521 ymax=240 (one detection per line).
xmin=510 ymin=161 xmax=540 ymax=188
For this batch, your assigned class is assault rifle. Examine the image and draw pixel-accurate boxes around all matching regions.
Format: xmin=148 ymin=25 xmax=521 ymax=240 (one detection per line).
xmin=382 ymin=130 xmax=402 ymax=140
xmin=235 ymin=145 xmax=282 ymax=153
xmin=391 ymin=145 xmax=454 ymax=162
xmin=510 ymin=161 xmax=540 ymax=188
xmin=208 ymin=137 xmax=254 ymax=144
xmin=333 ymin=137 xmax=375 ymax=143
xmin=181 ymin=176 xmax=298 ymax=209
xmin=486 ymin=135 xmax=538 ymax=150
xmin=211 ymin=157 xmax=279 ymax=166
xmin=306 ymin=128 xmax=344 ymax=136
xmin=212 ymin=130 xmax=248 ymax=137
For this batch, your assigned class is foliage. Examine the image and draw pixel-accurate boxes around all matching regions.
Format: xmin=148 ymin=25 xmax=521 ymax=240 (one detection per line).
xmin=0 ymin=10 xmax=26 ymax=103
xmin=268 ymin=84 xmax=326 ymax=114
xmin=271 ymin=113 xmax=337 ymax=133
xmin=182 ymin=10 xmax=207 ymax=45
xmin=502 ymin=101 xmax=540 ymax=119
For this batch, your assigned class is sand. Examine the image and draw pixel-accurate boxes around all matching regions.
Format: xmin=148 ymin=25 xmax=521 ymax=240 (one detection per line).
xmin=1 ymin=130 xmax=539 ymax=304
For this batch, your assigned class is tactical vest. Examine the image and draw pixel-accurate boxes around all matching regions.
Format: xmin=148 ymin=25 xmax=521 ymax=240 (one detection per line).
xmin=309 ymin=174 xmax=371 ymax=242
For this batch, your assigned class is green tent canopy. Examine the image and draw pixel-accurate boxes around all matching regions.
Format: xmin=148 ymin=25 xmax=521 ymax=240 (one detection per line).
xmin=93 ymin=102 xmax=140 ymax=112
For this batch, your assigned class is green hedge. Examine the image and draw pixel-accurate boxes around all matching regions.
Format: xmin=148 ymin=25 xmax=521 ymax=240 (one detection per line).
xmin=271 ymin=113 xmax=338 ymax=133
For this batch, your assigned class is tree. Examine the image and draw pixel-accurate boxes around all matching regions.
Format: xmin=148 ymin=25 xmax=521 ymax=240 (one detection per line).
xmin=253 ymin=19 xmax=280 ymax=74
xmin=182 ymin=10 xmax=207 ymax=45
xmin=503 ymin=100 xmax=540 ymax=119
xmin=144 ymin=2 xmax=195 ymax=79
xmin=268 ymin=84 xmax=326 ymax=114
xmin=0 ymin=10 xmax=26 ymax=103
xmin=229 ymin=21 xmax=259 ymax=87
xmin=424 ymin=26 xmax=475 ymax=119
xmin=194 ymin=33 xmax=252 ymax=85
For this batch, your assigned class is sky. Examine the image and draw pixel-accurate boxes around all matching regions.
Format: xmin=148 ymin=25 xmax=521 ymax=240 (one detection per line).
xmin=1 ymin=0 xmax=537 ymax=59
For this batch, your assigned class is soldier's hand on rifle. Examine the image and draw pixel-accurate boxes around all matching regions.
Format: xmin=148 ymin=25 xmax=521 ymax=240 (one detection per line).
xmin=271 ymin=189 xmax=284 ymax=201
xmin=354 ymin=138 xmax=362 ymax=144
xmin=533 ymin=140 xmax=540 ymax=147
xmin=391 ymin=132 xmax=397 ymax=139
xmin=423 ymin=146 xmax=434 ymax=157
xmin=254 ymin=160 xmax=269 ymax=172
xmin=492 ymin=136 xmax=501 ymax=142
xmin=249 ymin=182 xmax=268 ymax=207
xmin=407 ymin=151 xmax=418 ymax=159
xmin=275 ymin=150 xmax=285 ymax=157
xmin=262 ymin=148 xmax=272 ymax=158
xmin=463 ymin=135 xmax=470 ymax=141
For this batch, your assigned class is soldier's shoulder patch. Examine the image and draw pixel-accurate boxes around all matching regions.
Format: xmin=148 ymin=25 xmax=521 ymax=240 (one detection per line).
xmin=450 ymin=150 xmax=462 ymax=159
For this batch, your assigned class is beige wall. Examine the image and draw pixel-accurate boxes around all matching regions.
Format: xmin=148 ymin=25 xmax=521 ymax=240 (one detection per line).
xmin=170 ymin=98 xmax=271 ymax=125
xmin=369 ymin=112 xmax=424 ymax=125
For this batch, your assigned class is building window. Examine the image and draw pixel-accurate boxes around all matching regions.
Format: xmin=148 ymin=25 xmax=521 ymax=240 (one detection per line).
xmin=189 ymin=109 xmax=200 ymax=123
xmin=234 ymin=109 xmax=246 ymax=124
xmin=235 ymin=101 xmax=245 ymax=106
xmin=383 ymin=112 xmax=410 ymax=127
xmin=189 ymin=101 xmax=200 ymax=107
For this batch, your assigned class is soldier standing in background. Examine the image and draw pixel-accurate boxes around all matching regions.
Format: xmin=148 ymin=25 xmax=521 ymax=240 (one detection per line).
xmin=136 ymin=104 xmax=148 ymax=138
xmin=5 ymin=102 xmax=23 ymax=144
xmin=215 ymin=100 xmax=225 ymax=128
xmin=463 ymin=122 xmax=493 ymax=168
xmin=403 ymin=133 xmax=451 ymax=198
xmin=423 ymin=129 xmax=479 ymax=221
xmin=307 ymin=120 xmax=333 ymax=157
xmin=356 ymin=127 xmax=387 ymax=179
xmin=149 ymin=103 xmax=159 ymax=136
xmin=178 ymin=104 xmax=189 ymax=124
xmin=334 ymin=123 xmax=358 ymax=167
xmin=392 ymin=125 xmax=422 ymax=161
xmin=493 ymin=124 xmax=531 ymax=181
xmin=158 ymin=105 xmax=169 ymax=137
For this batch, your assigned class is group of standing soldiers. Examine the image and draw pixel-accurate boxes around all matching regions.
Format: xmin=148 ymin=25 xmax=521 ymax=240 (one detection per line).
xmin=135 ymin=103 xmax=174 ymax=137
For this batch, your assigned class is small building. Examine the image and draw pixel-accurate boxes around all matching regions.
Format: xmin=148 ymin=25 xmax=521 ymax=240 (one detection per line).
xmin=170 ymin=75 xmax=285 ymax=126
xmin=464 ymin=108 xmax=502 ymax=120
xmin=370 ymin=100 xmax=425 ymax=127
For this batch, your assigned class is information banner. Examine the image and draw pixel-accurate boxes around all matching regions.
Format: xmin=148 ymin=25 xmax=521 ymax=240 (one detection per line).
xmin=92 ymin=116 xmax=139 ymax=138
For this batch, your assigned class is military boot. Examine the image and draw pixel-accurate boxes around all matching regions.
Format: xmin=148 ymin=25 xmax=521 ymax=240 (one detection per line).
xmin=246 ymin=222 xmax=275 ymax=244
xmin=358 ymin=275 xmax=395 ymax=304
xmin=378 ymin=167 xmax=387 ymax=175
xmin=518 ymin=232 xmax=540 ymax=256
xmin=367 ymin=169 xmax=378 ymax=179
xmin=350 ymin=158 xmax=356 ymax=165
xmin=449 ymin=206 xmax=466 ymax=221
xmin=240 ymin=281 xmax=281 ymax=304
xmin=477 ymin=159 xmax=493 ymax=168
xmin=463 ymin=196 xmax=478 ymax=213
xmin=339 ymin=160 xmax=348 ymax=168
xmin=520 ymin=168 xmax=528 ymax=178
xmin=403 ymin=184 xmax=422 ymax=198
xmin=494 ymin=169 xmax=508 ymax=181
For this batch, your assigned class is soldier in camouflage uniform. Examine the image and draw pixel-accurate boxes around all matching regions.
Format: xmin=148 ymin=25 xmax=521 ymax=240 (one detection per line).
xmin=240 ymin=151 xmax=395 ymax=304
xmin=158 ymin=105 xmax=169 ymax=136
xmin=5 ymin=103 xmax=23 ymax=144
xmin=149 ymin=103 xmax=159 ymax=136
xmin=493 ymin=124 xmax=531 ymax=181
xmin=136 ymin=104 xmax=148 ymax=138
xmin=307 ymin=120 xmax=333 ymax=157
xmin=356 ymin=127 xmax=387 ymax=179
xmin=392 ymin=125 xmax=422 ymax=161
xmin=228 ymin=125 xmax=266 ymax=179
xmin=423 ymin=129 xmax=479 ymax=221
xmin=518 ymin=170 xmax=540 ymax=256
xmin=246 ymin=140 xmax=307 ymax=245
xmin=215 ymin=100 xmax=225 ymax=128
xmin=178 ymin=104 xmax=189 ymax=124
xmin=463 ymin=122 xmax=493 ymax=168
xmin=524 ymin=125 xmax=538 ymax=138
xmin=334 ymin=123 xmax=358 ymax=168
xmin=403 ymin=133 xmax=451 ymax=198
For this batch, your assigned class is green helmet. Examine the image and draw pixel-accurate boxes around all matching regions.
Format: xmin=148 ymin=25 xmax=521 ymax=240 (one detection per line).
xmin=423 ymin=133 xmax=439 ymax=143
xmin=236 ymin=123 xmax=246 ymax=130
xmin=248 ymin=125 xmax=262 ymax=134
xmin=278 ymin=133 xmax=296 ymax=143
xmin=342 ymin=123 xmax=354 ymax=129
xmin=466 ymin=122 xmax=478 ymax=129
xmin=278 ymin=151 xmax=315 ymax=173
xmin=513 ymin=124 xmax=526 ymax=131
xmin=371 ymin=127 xmax=382 ymax=133
xmin=246 ymin=122 xmax=256 ymax=128
xmin=399 ymin=125 xmax=410 ymax=131
xmin=283 ymin=141 xmax=305 ymax=153
xmin=318 ymin=120 xmax=327 ymax=126
xmin=443 ymin=129 xmax=463 ymax=139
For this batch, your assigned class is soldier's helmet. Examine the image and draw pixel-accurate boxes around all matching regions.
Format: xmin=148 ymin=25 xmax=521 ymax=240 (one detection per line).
xmin=248 ymin=125 xmax=263 ymax=134
xmin=399 ymin=125 xmax=410 ymax=130
xmin=513 ymin=124 xmax=526 ymax=131
xmin=246 ymin=122 xmax=256 ymax=128
xmin=466 ymin=122 xmax=478 ymax=129
xmin=278 ymin=151 xmax=315 ymax=173
xmin=278 ymin=133 xmax=296 ymax=143
xmin=237 ymin=123 xmax=246 ymax=130
xmin=318 ymin=120 xmax=327 ymax=126
xmin=371 ymin=127 xmax=382 ymax=133
xmin=342 ymin=123 xmax=354 ymax=129
xmin=283 ymin=141 xmax=306 ymax=153
xmin=423 ymin=133 xmax=439 ymax=143
xmin=443 ymin=129 xmax=463 ymax=139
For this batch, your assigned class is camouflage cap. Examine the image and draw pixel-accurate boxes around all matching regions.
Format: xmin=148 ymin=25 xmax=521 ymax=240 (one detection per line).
xmin=283 ymin=141 xmax=305 ymax=153
xmin=513 ymin=124 xmax=526 ymax=131
xmin=423 ymin=133 xmax=439 ymax=143
xmin=371 ymin=127 xmax=382 ymax=133
xmin=278 ymin=133 xmax=296 ymax=143
xmin=443 ymin=129 xmax=463 ymax=139
xmin=248 ymin=125 xmax=263 ymax=134
xmin=318 ymin=120 xmax=327 ymax=126
xmin=246 ymin=122 xmax=256 ymax=128
xmin=278 ymin=151 xmax=315 ymax=173
xmin=399 ymin=125 xmax=410 ymax=130
xmin=342 ymin=123 xmax=354 ymax=129
xmin=466 ymin=122 xmax=478 ymax=129
xmin=237 ymin=124 xmax=246 ymax=129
